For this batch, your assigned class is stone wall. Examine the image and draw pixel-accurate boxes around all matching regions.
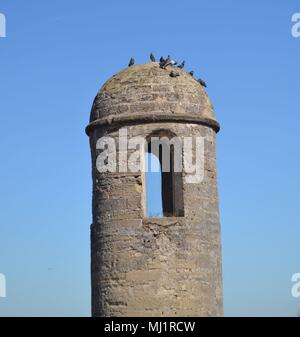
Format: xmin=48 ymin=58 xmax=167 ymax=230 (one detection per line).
xmin=89 ymin=122 xmax=222 ymax=317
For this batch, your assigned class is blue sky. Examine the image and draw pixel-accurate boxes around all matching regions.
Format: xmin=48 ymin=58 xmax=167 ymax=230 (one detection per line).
xmin=0 ymin=0 xmax=300 ymax=316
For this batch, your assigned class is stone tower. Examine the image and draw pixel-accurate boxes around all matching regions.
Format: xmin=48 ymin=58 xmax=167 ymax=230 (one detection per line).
xmin=86 ymin=62 xmax=223 ymax=317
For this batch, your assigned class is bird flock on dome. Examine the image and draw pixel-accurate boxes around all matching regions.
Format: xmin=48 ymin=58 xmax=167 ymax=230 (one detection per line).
xmin=128 ymin=53 xmax=207 ymax=88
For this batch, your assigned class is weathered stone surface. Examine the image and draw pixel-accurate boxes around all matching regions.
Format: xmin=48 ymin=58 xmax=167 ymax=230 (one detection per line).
xmin=87 ymin=62 xmax=223 ymax=317
xmin=86 ymin=62 xmax=219 ymax=134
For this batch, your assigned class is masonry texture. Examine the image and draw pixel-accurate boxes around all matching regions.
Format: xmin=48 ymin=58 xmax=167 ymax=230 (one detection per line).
xmin=86 ymin=62 xmax=223 ymax=317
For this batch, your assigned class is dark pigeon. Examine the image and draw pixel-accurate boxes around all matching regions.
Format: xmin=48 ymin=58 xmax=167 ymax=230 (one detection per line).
xmin=170 ymin=71 xmax=180 ymax=78
xmin=197 ymin=79 xmax=207 ymax=87
xmin=177 ymin=61 xmax=185 ymax=69
xmin=160 ymin=56 xmax=165 ymax=63
xmin=160 ymin=55 xmax=170 ymax=68
xmin=150 ymin=53 xmax=156 ymax=62
xmin=162 ymin=55 xmax=177 ymax=68
xmin=128 ymin=58 xmax=135 ymax=67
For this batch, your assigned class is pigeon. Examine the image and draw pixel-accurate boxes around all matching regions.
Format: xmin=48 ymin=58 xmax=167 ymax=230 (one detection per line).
xmin=128 ymin=58 xmax=135 ymax=67
xmin=162 ymin=56 xmax=177 ymax=68
xmin=189 ymin=70 xmax=194 ymax=77
xmin=197 ymin=79 xmax=207 ymax=87
xmin=170 ymin=71 xmax=180 ymax=78
xmin=177 ymin=61 xmax=185 ymax=69
xmin=160 ymin=55 xmax=170 ymax=68
xmin=150 ymin=53 xmax=156 ymax=62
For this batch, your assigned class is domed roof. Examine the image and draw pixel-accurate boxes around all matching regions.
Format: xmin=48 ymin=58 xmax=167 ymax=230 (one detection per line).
xmin=86 ymin=62 xmax=219 ymax=134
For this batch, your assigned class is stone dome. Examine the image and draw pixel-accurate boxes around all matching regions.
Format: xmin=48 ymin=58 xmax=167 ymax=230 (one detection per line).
xmin=86 ymin=62 xmax=220 ymax=134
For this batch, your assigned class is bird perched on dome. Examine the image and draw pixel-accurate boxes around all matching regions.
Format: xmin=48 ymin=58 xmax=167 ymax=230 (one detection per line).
xmin=159 ymin=56 xmax=165 ymax=64
xmin=160 ymin=55 xmax=177 ymax=69
xmin=159 ymin=55 xmax=170 ymax=68
xmin=177 ymin=61 xmax=185 ymax=69
xmin=165 ymin=59 xmax=177 ymax=67
xmin=197 ymin=78 xmax=207 ymax=87
xmin=189 ymin=70 xmax=194 ymax=77
xmin=128 ymin=58 xmax=135 ymax=67
xmin=170 ymin=71 xmax=180 ymax=78
xmin=150 ymin=53 xmax=156 ymax=62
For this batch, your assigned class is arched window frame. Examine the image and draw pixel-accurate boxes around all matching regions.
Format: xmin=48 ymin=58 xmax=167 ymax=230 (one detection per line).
xmin=143 ymin=129 xmax=184 ymax=218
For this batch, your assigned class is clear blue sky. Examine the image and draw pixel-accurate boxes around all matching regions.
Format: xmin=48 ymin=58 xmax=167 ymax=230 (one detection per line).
xmin=0 ymin=0 xmax=300 ymax=317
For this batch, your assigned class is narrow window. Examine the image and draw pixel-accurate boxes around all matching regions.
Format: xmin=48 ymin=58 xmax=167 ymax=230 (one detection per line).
xmin=145 ymin=133 xmax=184 ymax=218
xmin=145 ymin=151 xmax=163 ymax=217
